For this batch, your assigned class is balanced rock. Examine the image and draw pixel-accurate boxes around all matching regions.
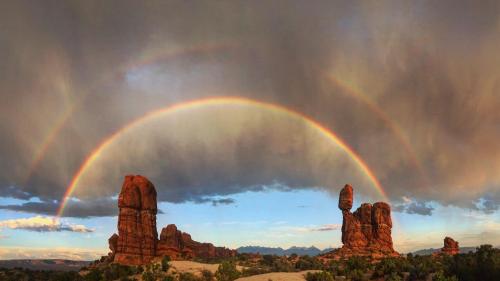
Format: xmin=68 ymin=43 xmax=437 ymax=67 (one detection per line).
xmin=322 ymin=184 xmax=398 ymax=260
xmin=108 ymin=175 xmax=236 ymax=265
xmin=441 ymin=237 xmax=459 ymax=255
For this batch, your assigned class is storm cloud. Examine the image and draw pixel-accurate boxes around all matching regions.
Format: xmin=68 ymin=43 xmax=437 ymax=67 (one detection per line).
xmin=0 ymin=1 xmax=499 ymax=217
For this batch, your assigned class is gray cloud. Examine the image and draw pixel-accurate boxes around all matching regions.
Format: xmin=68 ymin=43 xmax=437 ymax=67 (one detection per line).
xmin=0 ymin=1 xmax=499 ymax=217
xmin=394 ymin=200 xmax=435 ymax=216
xmin=0 ymin=197 xmax=160 ymax=218
xmin=313 ymin=224 xmax=342 ymax=232
xmin=191 ymin=197 xmax=236 ymax=207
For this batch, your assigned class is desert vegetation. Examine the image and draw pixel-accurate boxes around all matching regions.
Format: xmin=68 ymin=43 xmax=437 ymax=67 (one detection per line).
xmin=0 ymin=245 xmax=498 ymax=281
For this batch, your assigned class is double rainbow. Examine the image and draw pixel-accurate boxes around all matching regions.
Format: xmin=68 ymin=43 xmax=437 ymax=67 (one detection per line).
xmin=57 ymin=96 xmax=388 ymax=217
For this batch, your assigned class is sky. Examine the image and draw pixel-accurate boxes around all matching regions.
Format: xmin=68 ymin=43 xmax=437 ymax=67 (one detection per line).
xmin=0 ymin=0 xmax=499 ymax=260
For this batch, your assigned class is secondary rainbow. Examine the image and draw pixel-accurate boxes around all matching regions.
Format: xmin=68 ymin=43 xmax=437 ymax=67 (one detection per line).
xmin=57 ymin=96 xmax=388 ymax=217
xmin=328 ymin=75 xmax=428 ymax=186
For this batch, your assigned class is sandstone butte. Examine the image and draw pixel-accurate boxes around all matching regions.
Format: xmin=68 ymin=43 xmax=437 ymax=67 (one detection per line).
xmin=438 ymin=236 xmax=460 ymax=256
xmin=321 ymin=184 xmax=399 ymax=260
xmin=108 ymin=175 xmax=236 ymax=265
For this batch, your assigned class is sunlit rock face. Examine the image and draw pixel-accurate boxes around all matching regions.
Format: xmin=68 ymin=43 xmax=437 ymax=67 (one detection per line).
xmin=107 ymin=175 xmax=235 ymax=265
xmin=157 ymin=224 xmax=236 ymax=260
xmin=114 ymin=175 xmax=158 ymax=265
xmin=441 ymin=236 xmax=459 ymax=255
xmin=322 ymin=184 xmax=399 ymax=260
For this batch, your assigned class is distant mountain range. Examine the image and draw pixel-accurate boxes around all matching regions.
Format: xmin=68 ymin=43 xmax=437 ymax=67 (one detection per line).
xmin=237 ymin=245 xmax=492 ymax=257
xmin=236 ymin=246 xmax=335 ymax=256
xmin=0 ymin=259 xmax=91 ymax=271
xmin=411 ymin=247 xmax=478 ymax=256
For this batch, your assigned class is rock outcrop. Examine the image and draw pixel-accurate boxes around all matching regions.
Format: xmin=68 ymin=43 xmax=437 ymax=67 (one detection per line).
xmin=108 ymin=175 xmax=236 ymax=265
xmin=157 ymin=224 xmax=236 ymax=259
xmin=441 ymin=237 xmax=459 ymax=255
xmin=113 ymin=175 xmax=158 ymax=265
xmin=322 ymin=184 xmax=399 ymax=260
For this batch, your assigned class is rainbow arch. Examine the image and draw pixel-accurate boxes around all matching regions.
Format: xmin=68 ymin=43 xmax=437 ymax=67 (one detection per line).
xmin=57 ymin=96 xmax=388 ymax=217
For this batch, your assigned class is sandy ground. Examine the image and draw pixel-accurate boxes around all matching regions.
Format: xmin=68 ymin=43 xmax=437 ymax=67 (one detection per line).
xmin=169 ymin=260 xmax=219 ymax=274
xmin=169 ymin=260 xmax=246 ymax=275
xmin=235 ymin=270 xmax=321 ymax=281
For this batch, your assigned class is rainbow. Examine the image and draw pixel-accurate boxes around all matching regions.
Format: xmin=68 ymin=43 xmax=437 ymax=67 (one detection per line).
xmin=328 ymin=75 xmax=428 ymax=185
xmin=57 ymin=96 xmax=388 ymax=217
xmin=25 ymin=43 xmax=236 ymax=181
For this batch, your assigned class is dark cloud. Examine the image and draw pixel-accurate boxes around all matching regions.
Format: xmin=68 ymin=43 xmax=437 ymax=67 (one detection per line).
xmin=0 ymin=197 xmax=165 ymax=218
xmin=191 ymin=197 xmax=236 ymax=207
xmin=0 ymin=1 xmax=499 ymax=217
xmin=2 ymin=186 xmax=35 ymax=200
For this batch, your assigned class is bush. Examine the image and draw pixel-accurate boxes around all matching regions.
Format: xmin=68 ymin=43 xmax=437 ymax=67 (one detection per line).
xmin=441 ymin=244 xmax=500 ymax=281
xmin=347 ymin=269 xmax=365 ymax=281
xmin=432 ymin=271 xmax=458 ymax=281
xmin=162 ymin=275 xmax=175 ymax=281
xmin=179 ymin=272 xmax=202 ymax=281
xmin=83 ymin=269 xmax=101 ymax=281
xmin=386 ymin=272 xmax=403 ymax=281
xmin=215 ymin=261 xmax=241 ymax=281
xmin=142 ymin=271 xmax=155 ymax=281
xmin=295 ymin=255 xmax=324 ymax=271
xmin=162 ymin=256 xmax=171 ymax=272
xmin=241 ymin=266 xmax=271 ymax=277
xmin=305 ymin=271 xmax=334 ymax=281
xmin=372 ymin=257 xmax=409 ymax=279
xmin=201 ymin=269 xmax=214 ymax=281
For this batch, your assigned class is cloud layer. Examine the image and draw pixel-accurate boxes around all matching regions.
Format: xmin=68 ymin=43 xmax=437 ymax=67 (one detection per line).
xmin=0 ymin=1 xmax=499 ymax=217
xmin=0 ymin=216 xmax=93 ymax=233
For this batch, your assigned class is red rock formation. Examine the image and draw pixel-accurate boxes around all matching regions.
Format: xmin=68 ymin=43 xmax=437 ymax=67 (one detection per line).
xmin=113 ymin=175 xmax=158 ymax=265
xmin=157 ymin=224 xmax=236 ymax=260
xmin=108 ymin=175 xmax=236 ymax=265
xmin=441 ymin=237 xmax=459 ymax=255
xmin=322 ymin=184 xmax=398 ymax=260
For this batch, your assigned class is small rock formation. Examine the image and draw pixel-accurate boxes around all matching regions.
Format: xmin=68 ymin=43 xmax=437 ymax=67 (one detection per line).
xmin=441 ymin=237 xmax=459 ymax=255
xmin=108 ymin=175 xmax=236 ymax=265
xmin=157 ymin=224 xmax=236 ymax=259
xmin=322 ymin=184 xmax=399 ymax=260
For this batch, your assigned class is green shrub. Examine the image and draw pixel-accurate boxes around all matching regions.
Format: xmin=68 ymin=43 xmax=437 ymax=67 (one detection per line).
xmin=295 ymin=255 xmax=324 ymax=271
xmin=162 ymin=256 xmax=171 ymax=272
xmin=142 ymin=271 xmax=155 ymax=281
xmin=386 ymin=272 xmax=403 ymax=281
xmin=215 ymin=261 xmax=241 ymax=281
xmin=304 ymin=271 xmax=334 ymax=281
xmin=432 ymin=271 xmax=458 ymax=281
xmin=241 ymin=266 xmax=271 ymax=277
xmin=83 ymin=268 xmax=101 ymax=281
xmin=201 ymin=269 xmax=214 ymax=281
xmin=179 ymin=272 xmax=202 ymax=281
xmin=162 ymin=275 xmax=175 ymax=281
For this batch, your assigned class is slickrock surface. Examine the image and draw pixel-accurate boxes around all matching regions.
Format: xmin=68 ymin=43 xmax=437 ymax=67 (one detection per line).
xmin=322 ymin=184 xmax=399 ymax=260
xmin=108 ymin=175 xmax=236 ymax=265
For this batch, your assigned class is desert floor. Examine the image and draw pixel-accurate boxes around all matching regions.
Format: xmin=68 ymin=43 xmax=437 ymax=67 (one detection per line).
xmin=235 ymin=270 xmax=321 ymax=281
xmin=169 ymin=260 xmax=245 ymax=275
